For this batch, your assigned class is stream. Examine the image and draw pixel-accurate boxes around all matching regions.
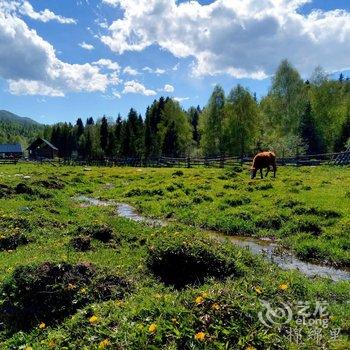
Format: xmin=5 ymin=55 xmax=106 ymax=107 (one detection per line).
xmin=74 ymin=196 xmax=350 ymax=282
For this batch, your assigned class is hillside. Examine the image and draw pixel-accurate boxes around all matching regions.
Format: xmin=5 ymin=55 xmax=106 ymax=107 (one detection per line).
xmin=0 ymin=110 xmax=44 ymax=147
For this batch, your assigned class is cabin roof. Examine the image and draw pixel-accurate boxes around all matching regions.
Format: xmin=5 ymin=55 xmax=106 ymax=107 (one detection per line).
xmin=0 ymin=143 xmax=23 ymax=153
xmin=27 ymin=138 xmax=58 ymax=151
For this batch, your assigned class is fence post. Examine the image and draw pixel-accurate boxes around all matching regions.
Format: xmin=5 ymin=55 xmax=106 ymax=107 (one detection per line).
xmin=187 ymin=156 xmax=191 ymax=168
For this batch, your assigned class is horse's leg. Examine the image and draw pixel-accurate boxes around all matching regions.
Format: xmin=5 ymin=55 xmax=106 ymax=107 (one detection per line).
xmin=273 ymin=164 xmax=276 ymax=178
xmin=265 ymin=167 xmax=270 ymax=177
xmin=260 ymin=168 xmax=263 ymax=179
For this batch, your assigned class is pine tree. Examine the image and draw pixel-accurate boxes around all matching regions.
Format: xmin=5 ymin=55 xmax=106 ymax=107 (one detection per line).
xmin=76 ymin=118 xmax=84 ymax=138
xmin=100 ymin=116 xmax=109 ymax=154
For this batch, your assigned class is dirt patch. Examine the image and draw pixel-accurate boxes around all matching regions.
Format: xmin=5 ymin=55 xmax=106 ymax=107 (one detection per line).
xmin=36 ymin=180 xmax=65 ymax=189
xmin=70 ymin=236 xmax=92 ymax=251
xmin=0 ymin=262 xmax=129 ymax=332
xmin=76 ymin=224 xmax=116 ymax=243
xmin=0 ymin=184 xmax=13 ymax=198
xmin=15 ymin=183 xmax=35 ymax=195
xmin=0 ymin=233 xmax=29 ymax=251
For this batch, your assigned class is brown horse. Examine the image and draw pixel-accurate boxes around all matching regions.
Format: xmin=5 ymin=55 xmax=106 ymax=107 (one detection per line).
xmin=250 ymin=151 xmax=277 ymax=179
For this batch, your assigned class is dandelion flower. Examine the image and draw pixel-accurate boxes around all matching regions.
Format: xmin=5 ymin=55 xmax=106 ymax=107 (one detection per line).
xmin=38 ymin=322 xmax=46 ymax=329
xmin=148 ymin=323 xmax=157 ymax=333
xmin=194 ymin=332 xmax=205 ymax=341
xmin=98 ymin=339 xmax=110 ymax=349
xmin=245 ymin=346 xmax=257 ymax=350
xmin=211 ymin=303 xmax=220 ymax=310
xmin=48 ymin=340 xmax=56 ymax=348
xmin=201 ymin=292 xmax=208 ymax=298
xmin=279 ymin=283 xmax=288 ymax=291
xmin=254 ymin=286 xmax=262 ymax=294
xmin=195 ymin=296 xmax=204 ymax=305
xmin=89 ymin=315 xmax=99 ymax=324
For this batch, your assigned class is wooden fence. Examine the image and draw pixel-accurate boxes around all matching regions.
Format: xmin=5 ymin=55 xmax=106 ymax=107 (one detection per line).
xmin=57 ymin=152 xmax=346 ymax=168
xmin=1 ymin=151 xmax=348 ymax=168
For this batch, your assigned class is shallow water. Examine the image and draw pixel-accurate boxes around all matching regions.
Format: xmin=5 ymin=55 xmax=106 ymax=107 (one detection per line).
xmin=114 ymin=202 xmax=350 ymax=282
xmin=73 ymin=195 xmax=115 ymax=207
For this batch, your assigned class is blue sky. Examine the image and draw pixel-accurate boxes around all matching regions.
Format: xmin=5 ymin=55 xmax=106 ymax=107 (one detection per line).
xmin=0 ymin=0 xmax=350 ymax=124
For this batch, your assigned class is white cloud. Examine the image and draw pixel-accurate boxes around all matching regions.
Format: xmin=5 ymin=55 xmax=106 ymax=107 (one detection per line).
xmin=92 ymin=59 xmax=120 ymax=71
xmin=101 ymin=0 xmax=350 ymax=79
xmin=102 ymin=0 xmax=119 ymax=7
xmin=20 ymin=1 xmax=77 ymax=24
xmin=142 ymin=66 xmax=166 ymax=74
xmin=174 ymin=97 xmax=189 ymax=102
xmin=123 ymin=80 xmax=156 ymax=96
xmin=123 ymin=66 xmax=140 ymax=76
xmin=79 ymin=42 xmax=94 ymax=50
xmin=0 ymin=7 xmax=120 ymax=96
xmin=163 ymin=84 xmax=174 ymax=93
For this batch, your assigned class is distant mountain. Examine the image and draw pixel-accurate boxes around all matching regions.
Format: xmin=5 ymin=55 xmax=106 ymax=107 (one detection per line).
xmin=0 ymin=110 xmax=44 ymax=146
xmin=0 ymin=110 xmax=41 ymax=126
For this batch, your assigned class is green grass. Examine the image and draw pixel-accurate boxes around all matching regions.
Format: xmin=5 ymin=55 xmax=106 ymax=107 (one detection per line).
xmin=0 ymin=164 xmax=349 ymax=349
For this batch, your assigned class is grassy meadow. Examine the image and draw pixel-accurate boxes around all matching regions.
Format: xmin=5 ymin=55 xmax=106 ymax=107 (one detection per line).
xmin=0 ymin=163 xmax=349 ymax=349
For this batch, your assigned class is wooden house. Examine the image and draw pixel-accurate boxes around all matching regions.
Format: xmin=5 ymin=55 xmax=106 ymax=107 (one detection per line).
xmin=27 ymin=138 xmax=58 ymax=160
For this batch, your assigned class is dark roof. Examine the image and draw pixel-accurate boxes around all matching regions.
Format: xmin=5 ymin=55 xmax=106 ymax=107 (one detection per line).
xmin=27 ymin=138 xmax=58 ymax=151
xmin=0 ymin=143 xmax=23 ymax=153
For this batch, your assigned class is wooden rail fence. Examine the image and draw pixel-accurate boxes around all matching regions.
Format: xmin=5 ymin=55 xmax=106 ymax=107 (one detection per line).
xmin=1 ymin=151 xmax=348 ymax=168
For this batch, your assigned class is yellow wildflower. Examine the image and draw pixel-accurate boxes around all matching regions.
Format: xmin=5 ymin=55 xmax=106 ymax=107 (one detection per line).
xmin=148 ymin=323 xmax=157 ymax=334
xmin=89 ymin=315 xmax=99 ymax=324
xmin=80 ymin=287 xmax=87 ymax=294
xmin=67 ymin=283 xmax=76 ymax=290
xmin=194 ymin=332 xmax=206 ymax=341
xmin=254 ymin=286 xmax=262 ymax=294
xmin=24 ymin=347 xmax=33 ymax=350
xmin=39 ymin=322 xmax=46 ymax=329
xmin=279 ymin=283 xmax=288 ymax=291
xmin=98 ymin=339 xmax=110 ymax=349
xmin=48 ymin=339 xmax=56 ymax=348
xmin=195 ymin=296 xmax=204 ymax=305
xmin=211 ymin=303 xmax=220 ymax=310
xmin=201 ymin=292 xmax=208 ymax=298
xmin=245 ymin=346 xmax=257 ymax=350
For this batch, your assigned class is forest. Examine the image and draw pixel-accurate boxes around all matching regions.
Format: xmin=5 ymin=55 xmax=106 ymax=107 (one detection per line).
xmin=33 ymin=60 xmax=350 ymax=159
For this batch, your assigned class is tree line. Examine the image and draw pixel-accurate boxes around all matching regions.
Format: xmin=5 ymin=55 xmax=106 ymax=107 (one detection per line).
xmin=39 ymin=60 xmax=350 ymax=159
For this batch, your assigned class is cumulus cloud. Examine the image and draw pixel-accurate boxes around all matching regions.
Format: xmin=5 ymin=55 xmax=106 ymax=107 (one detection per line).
xmin=20 ymin=1 xmax=77 ymax=24
xmin=163 ymin=84 xmax=174 ymax=93
xmin=123 ymin=66 xmax=140 ymax=76
xmin=92 ymin=59 xmax=121 ymax=71
xmin=79 ymin=42 xmax=94 ymax=50
xmin=0 ymin=7 xmax=120 ymax=96
xmin=123 ymin=80 xmax=156 ymax=96
xmin=101 ymin=0 xmax=350 ymax=78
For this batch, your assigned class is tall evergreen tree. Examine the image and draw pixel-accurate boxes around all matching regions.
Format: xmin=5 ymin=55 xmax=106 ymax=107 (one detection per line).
xmin=100 ymin=116 xmax=109 ymax=153
xmin=188 ymin=106 xmax=201 ymax=146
